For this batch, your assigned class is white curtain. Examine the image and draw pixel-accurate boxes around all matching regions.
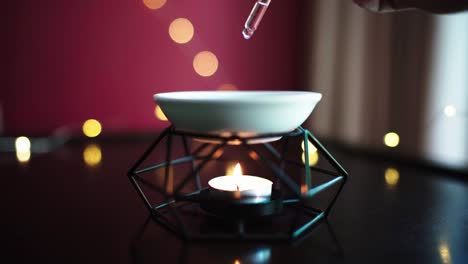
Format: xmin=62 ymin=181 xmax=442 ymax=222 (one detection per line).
xmin=302 ymin=0 xmax=468 ymax=170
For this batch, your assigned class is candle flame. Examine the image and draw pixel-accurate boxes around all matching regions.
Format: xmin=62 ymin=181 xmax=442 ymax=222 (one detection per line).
xmin=233 ymin=163 xmax=243 ymax=177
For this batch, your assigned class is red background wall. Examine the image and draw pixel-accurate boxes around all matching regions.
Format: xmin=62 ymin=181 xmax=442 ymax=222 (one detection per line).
xmin=1 ymin=0 xmax=302 ymax=135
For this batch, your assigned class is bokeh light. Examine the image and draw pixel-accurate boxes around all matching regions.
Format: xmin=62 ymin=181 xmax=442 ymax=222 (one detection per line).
xmin=443 ymin=105 xmax=457 ymax=117
xmin=155 ymin=105 xmax=168 ymax=121
xmin=15 ymin=136 xmax=31 ymax=153
xmin=301 ymin=151 xmax=319 ymax=167
xmin=82 ymin=119 xmax=102 ymax=138
xmin=143 ymin=0 xmax=166 ymax=10
xmin=83 ymin=144 xmax=102 ymax=167
xmin=383 ymin=132 xmax=400 ymax=148
xmin=16 ymin=151 xmax=31 ymax=163
xmin=169 ymin=18 xmax=194 ymax=44
xmin=384 ymin=167 xmax=399 ymax=187
xmin=15 ymin=136 xmax=31 ymax=163
xmin=439 ymin=241 xmax=451 ymax=264
xmin=218 ymin=83 xmax=238 ymax=91
xmin=301 ymin=140 xmax=317 ymax=153
xmin=193 ymin=51 xmax=218 ymax=77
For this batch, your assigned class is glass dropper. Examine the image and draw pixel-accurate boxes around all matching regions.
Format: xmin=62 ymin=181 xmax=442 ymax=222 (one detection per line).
xmin=242 ymin=0 xmax=271 ymax=39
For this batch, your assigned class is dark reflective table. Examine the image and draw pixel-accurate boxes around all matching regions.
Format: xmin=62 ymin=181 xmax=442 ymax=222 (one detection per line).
xmin=2 ymin=135 xmax=467 ymax=263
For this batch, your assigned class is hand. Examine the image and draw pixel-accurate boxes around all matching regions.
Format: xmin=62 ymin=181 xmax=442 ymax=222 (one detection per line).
xmin=353 ymin=0 xmax=468 ymax=13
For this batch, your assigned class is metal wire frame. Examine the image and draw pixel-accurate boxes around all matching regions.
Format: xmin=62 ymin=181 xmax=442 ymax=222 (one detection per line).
xmin=127 ymin=126 xmax=348 ymax=242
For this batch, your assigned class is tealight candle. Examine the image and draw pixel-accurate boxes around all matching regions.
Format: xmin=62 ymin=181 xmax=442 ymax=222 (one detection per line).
xmin=208 ymin=163 xmax=273 ymax=203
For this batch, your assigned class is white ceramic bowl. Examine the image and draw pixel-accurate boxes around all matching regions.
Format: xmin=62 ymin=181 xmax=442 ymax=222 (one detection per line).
xmin=154 ymin=91 xmax=321 ymax=140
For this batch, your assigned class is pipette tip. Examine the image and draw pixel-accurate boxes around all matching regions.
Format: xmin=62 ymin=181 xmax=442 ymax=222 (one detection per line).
xmin=242 ymin=28 xmax=254 ymax=40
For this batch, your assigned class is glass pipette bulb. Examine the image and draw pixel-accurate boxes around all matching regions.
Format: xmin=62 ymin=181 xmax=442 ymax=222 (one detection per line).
xmin=242 ymin=0 xmax=271 ymax=40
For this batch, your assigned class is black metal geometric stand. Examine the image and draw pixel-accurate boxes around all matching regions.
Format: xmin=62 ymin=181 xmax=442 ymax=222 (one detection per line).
xmin=127 ymin=126 xmax=348 ymax=242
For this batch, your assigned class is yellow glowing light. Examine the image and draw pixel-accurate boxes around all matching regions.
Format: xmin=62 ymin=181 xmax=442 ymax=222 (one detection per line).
xmin=384 ymin=167 xmax=399 ymax=187
xmin=226 ymin=162 xmax=243 ymax=176
xmin=301 ymin=183 xmax=308 ymax=194
xmin=301 ymin=151 xmax=319 ymax=166
xmin=82 ymin=119 xmax=102 ymax=138
xmin=193 ymin=51 xmax=218 ymax=77
xmin=229 ymin=139 xmax=242 ymax=146
xmin=225 ymin=163 xmax=236 ymax=176
xmin=218 ymin=83 xmax=238 ymax=91
xmin=16 ymin=151 xmax=31 ymax=163
xmin=439 ymin=241 xmax=451 ymax=264
xmin=83 ymin=144 xmax=102 ymax=167
xmin=143 ymin=0 xmax=166 ymax=10
xmin=383 ymin=132 xmax=399 ymax=148
xmin=443 ymin=105 xmax=457 ymax=117
xmin=155 ymin=105 xmax=168 ymax=121
xmin=15 ymin=137 xmax=31 ymax=163
xmin=169 ymin=18 xmax=194 ymax=44
xmin=234 ymin=260 xmax=241 ymax=264
xmin=15 ymin=136 xmax=31 ymax=153
xmin=301 ymin=140 xmax=317 ymax=153
xmin=233 ymin=163 xmax=243 ymax=176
